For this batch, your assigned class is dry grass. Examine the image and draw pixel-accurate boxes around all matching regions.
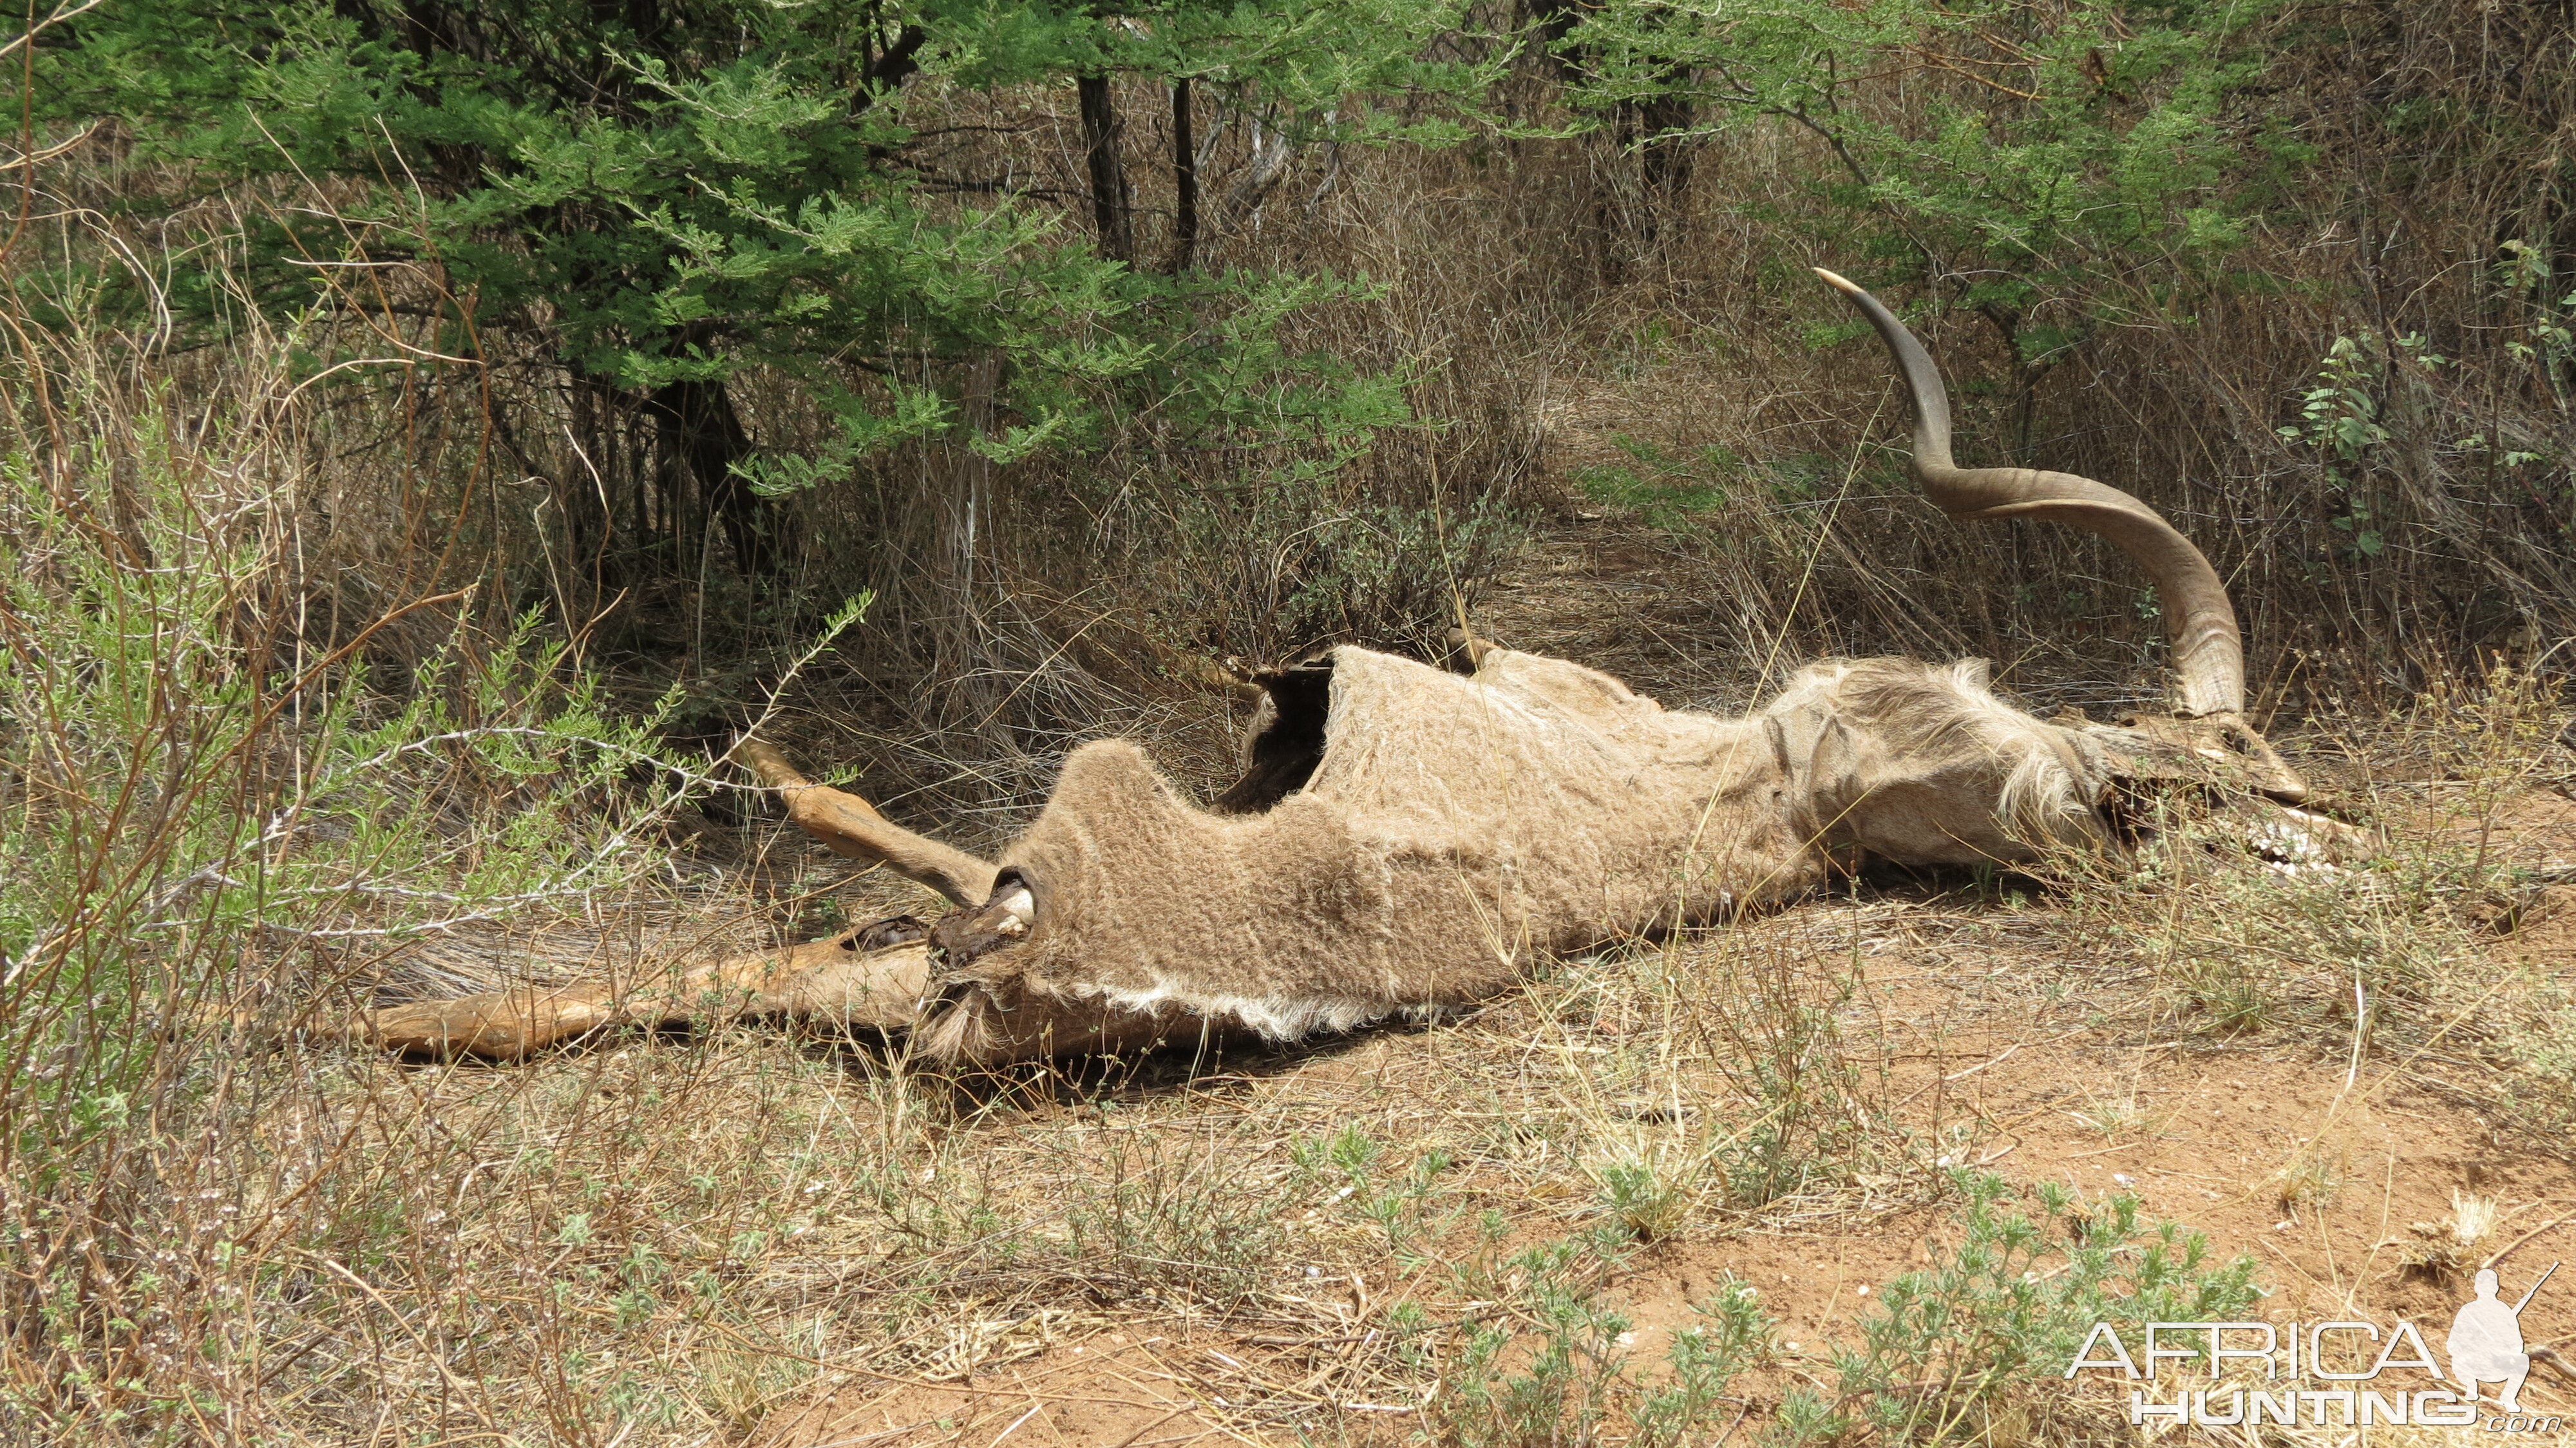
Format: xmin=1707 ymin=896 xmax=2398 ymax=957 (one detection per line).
xmin=9 ymin=11 xmax=2576 ymax=1440
xmin=140 ymin=900 xmax=1898 ymax=1441
xmin=12 ymin=672 xmax=2574 ymax=1443
xmin=70 ymin=752 xmax=2571 ymax=1443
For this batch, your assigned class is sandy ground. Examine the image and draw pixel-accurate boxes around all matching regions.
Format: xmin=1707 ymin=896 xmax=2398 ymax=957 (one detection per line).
xmin=747 ymin=586 xmax=2576 ymax=1446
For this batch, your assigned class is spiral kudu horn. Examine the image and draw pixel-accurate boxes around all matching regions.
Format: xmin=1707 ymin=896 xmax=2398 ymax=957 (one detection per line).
xmin=1814 ymin=268 xmax=2306 ymax=801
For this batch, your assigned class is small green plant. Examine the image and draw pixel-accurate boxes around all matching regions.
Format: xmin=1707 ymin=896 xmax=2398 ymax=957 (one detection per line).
xmin=1434 ymin=1225 xmax=1771 ymax=1448
xmin=2281 ymin=334 xmax=2393 ymax=463
xmin=1629 ymin=1282 xmax=1770 ymax=1448
xmin=2498 ymin=240 xmax=2576 ymax=411
xmin=1593 ymin=1157 xmax=1693 ymax=1243
xmin=1779 ymin=1174 xmax=2262 ymax=1444
xmin=1295 ymin=1125 xmax=1461 ymax=1264
xmin=1436 ymin=1234 xmax=1633 ymax=1448
xmin=2279 ymin=333 xmax=2398 ymax=557
xmin=1571 ymin=434 xmax=1736 ymax=529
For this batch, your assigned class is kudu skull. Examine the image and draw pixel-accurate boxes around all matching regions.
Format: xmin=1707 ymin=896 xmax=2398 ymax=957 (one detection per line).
xmin=360 ymin=273 xmax=2340 ymax=1065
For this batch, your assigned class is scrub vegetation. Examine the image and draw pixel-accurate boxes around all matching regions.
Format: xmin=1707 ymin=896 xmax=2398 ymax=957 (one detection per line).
xmin=5 ymin=0 xmax=2573 ymax=1440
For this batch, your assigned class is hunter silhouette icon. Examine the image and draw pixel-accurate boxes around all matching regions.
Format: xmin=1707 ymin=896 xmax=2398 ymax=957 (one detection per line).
xmin=2449 ymin=1262 xmax=2557 ymax=1413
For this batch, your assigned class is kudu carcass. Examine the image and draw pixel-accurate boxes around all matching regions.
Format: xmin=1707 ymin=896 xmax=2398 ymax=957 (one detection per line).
xmin=360 ymin=272 xmax=2345 ymax=1065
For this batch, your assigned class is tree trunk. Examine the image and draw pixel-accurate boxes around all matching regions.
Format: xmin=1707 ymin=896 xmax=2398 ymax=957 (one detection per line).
xmin=929 ymin=356 xmax=1005 ymax=734
xmin=1633 ymin=92 xmax=1694 ymax=247
xmin=1077 ymin=73 xmax=1135 ymax=265
xmin=1168 ymin=77 xmax=1198 ymax=273
xmin=647 ymin=379 xmax=773 ymax=576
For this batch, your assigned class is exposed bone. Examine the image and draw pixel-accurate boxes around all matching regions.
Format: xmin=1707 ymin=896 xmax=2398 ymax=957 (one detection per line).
xmin=732 ymin=740 xmax=999 ymax=906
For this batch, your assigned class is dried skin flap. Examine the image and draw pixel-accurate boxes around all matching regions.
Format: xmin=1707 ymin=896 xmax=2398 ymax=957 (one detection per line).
xmin=917 ymin=647 xmax=2103 ymax=1059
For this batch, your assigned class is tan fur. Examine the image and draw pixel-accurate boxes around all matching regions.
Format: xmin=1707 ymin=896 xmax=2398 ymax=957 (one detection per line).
xmin=358 ymin=645 xmax=2167 ymax=1064
xmin=358 ymin=933 xmax=933 ymax=1060
xmin=914 ymin=648 xmax=2112 ymax=1062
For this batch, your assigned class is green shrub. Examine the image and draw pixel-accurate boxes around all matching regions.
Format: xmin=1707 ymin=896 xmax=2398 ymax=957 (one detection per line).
xmin=1785 ymin=1173 xmax=2262 ymax=1445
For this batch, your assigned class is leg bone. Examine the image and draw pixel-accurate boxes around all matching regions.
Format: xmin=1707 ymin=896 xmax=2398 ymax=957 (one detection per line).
xmin=356 ymin=928 xmax=934 ymax=1060
xmin=734 ymin=739 xmax=998 ymax=907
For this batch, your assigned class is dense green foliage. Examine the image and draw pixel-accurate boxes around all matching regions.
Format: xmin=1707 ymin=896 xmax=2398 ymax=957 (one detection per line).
xmin=1558 ymin=0 xmax=2294 ymax=428
xmin=37 ymin=0 xmax=1493 ymax=567
xmin=1800 ymin=1174 xmax=2260 ymax=1441
xmin=30 ymin=0 xmax=2569 ymax=640
xmin=1618 ymin=0 xmax=2275 ymax=269
xmin=35 ymin=0 xmax=2297 ymax=507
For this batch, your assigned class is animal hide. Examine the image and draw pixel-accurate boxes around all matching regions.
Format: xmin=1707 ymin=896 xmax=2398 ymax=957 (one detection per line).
xmin=914 ymin=645 xmax=2115 ymax=1062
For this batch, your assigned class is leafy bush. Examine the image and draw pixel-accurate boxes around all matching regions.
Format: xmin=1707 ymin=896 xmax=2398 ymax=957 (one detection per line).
xmin=1567 ymin=0 xmax=2283 ymax=330
xmin=0 ymin=363 xmax=730 ymax=1403
xmin=34 ymin=0 xmax=1490 ymax=575
xmin=1781 ymin=1173 xmax=2262 ymax=1445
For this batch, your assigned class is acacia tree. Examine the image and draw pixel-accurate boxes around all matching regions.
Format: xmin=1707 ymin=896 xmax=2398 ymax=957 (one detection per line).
xmin=34 ymin=0 xmax=1492 ymax=582
xmin=1558 ymin=0 xmax=2285 ymax=446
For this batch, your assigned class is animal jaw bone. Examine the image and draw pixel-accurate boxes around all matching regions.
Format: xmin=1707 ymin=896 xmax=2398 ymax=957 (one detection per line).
xmin=355 ymin=274 xmax=2347 ymax=1067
